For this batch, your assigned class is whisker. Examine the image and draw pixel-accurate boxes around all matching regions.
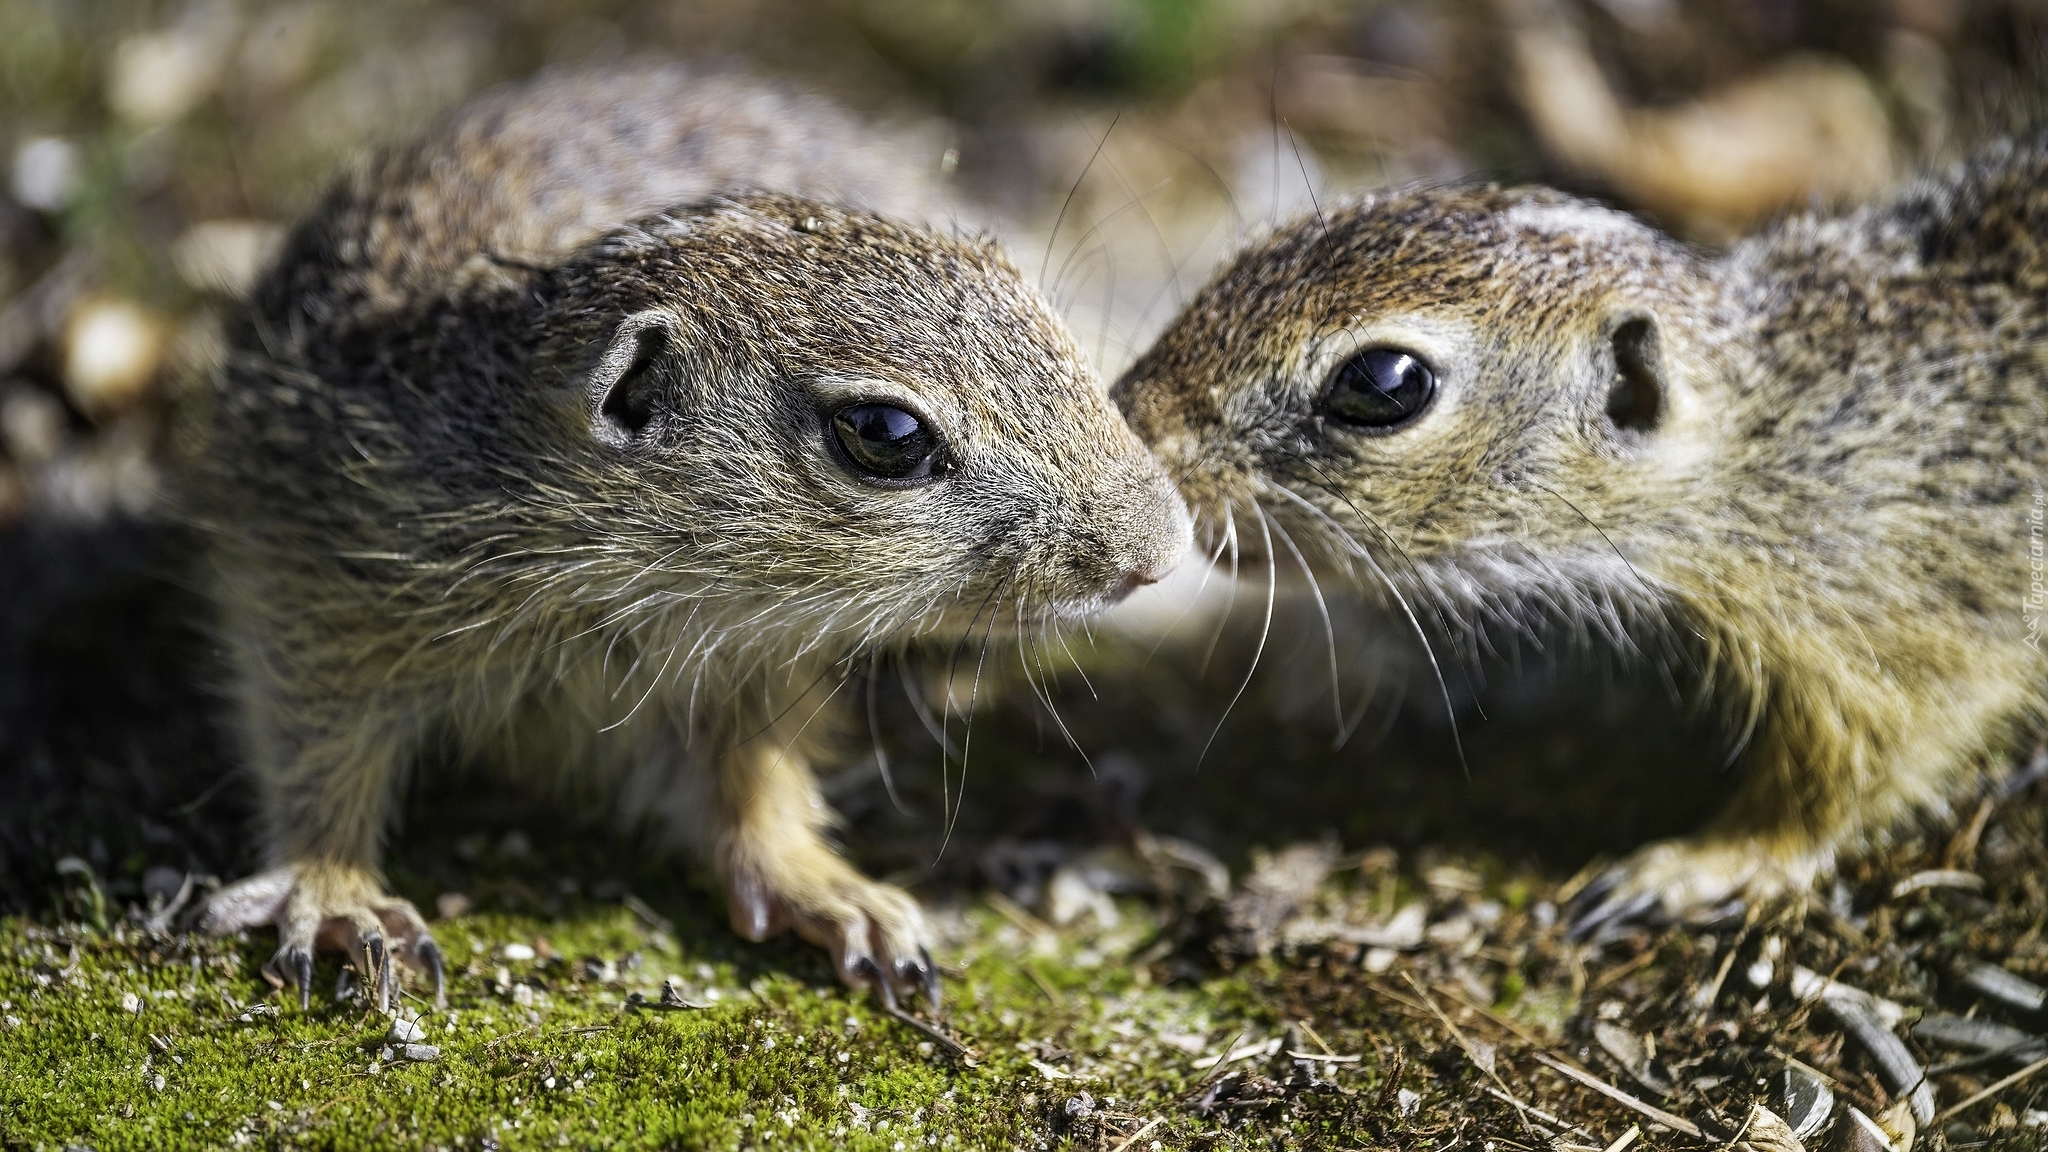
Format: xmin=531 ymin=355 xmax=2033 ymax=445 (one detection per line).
xmin=1198 ymin=502 xmax=1278 ymax=769
xmin=760 ymin=664 xmax=859 ymax=792
xmin=867 ymin=649 xmax=910 ymax=817
xmin=937 ymin=583 xmax=1006 ymax=853
xmin=1267 ymin=513 xmax=1345 ymax=734
xmin=1145 ymin=129 xmax=1246 ymax=235
xmin=602 ymin=632 xmax=682 ymax=733
xmin=719 ymin=654 xmax=846 ymax=750
xmin=1025 ymin=614 xmax=1098 ymax=776
xmin=1284 ymin=452 xmax=1487 ymax=718
xmin=1052 ymin=173 xmax=1174 ymax=301
xmin=936 ymin=580 xmax=1009 ymax=863
xmin=1141 ymin=520 xmax=1227 ymax=663
xmin=896 ymin=656 xmax=960 ymax=758
xmin=1265 ymin=479 xmax=1471 ymax=780
xmin=1283 ymin=118 xmax=1331 ymax=251
xmin=1515 ymin=476 xmax=1655 ymax=599
xmin=1040 ymin=111 xmax=1121 ymax=295
xmin=1198 ymin=502 xmax=1243 ymax=676
xmin=1052 ymin=627 xmax=1099 ymax=702
xmin=1334 ymin=671 xmax=1403 ymax=753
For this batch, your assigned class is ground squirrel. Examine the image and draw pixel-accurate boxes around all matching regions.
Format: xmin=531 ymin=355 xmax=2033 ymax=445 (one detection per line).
xmin=1114 ymin=138 xmax=2047 ymax=931
xmin=183 ymin=65 xmax=1190 ymax=1008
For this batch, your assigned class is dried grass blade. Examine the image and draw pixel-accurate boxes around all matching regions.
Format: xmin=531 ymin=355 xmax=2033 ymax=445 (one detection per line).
xmin=1533 ymin=1053 xmax=1703 ymax=1138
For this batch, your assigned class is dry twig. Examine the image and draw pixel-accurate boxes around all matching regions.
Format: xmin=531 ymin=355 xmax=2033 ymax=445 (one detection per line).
xmin=1532 ymin=1053 xmax=1703 ymax=1138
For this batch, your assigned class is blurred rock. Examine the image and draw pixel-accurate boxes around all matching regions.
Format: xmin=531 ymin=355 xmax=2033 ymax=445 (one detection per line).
xmin=63 ymin=297 xmax=164 ymax=419
xmin=1503 ymin=0 xmax=1895 ymax=238
xmin=11 ymin=138 xmax=79 ymax=213
xmin=1 ymin=384 xmax=68 ymax=466
xmin=171 ymin=220 xmax=283 ymax=299
xmin=1593 ymin=1020 xmax=1675 ymax=1096
xmin=1223 ymin=840 xmax=1337 ymax=956
xmin=1045 ymin=865 xmax=1119 ymax=928
xmin=33 ymin=412 xmax=160 ymax=522
xmin=108 ymin=4 xmax=240 ymax=127
xmin=1740 ymin=1102 xmax=1808 ymax=1152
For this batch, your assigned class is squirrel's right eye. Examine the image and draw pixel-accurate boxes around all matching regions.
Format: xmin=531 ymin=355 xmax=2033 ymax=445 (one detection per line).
xmin=831 ymin=403 xmax=943 ymax=485
xmin=1319 ymin=347 xmax=1437 ymax=431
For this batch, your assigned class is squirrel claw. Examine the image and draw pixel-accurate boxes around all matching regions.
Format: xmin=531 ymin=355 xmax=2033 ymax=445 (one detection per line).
xmin=261 ymin=943 xmax=316 ymax=1012
xmin=859 ymin=955 xmax=901 ymax=1013
xmin=418 ymin=937 xmax=447 ymax=1008
xmin=361 ymin=933 xmax=391 ymax=1013
xmin=204 ymin=864 xmax=439 ymax=1012
xmin=722 ymin=849 xmax=936 ymax=1006
xmin=857 ymin=955 xmax=967 ymax=1057
xmin=1566 ymin=879 xmax=1666 ymax=943
xmin=911 ymin=947 xmax=942 ymax=1012
xmin=1565 ymin=839 xmax=1816 ymax=943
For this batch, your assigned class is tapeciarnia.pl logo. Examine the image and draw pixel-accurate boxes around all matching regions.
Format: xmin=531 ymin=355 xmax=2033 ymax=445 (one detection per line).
xmin=2027 ymin=489 xmax=2045 ymax=652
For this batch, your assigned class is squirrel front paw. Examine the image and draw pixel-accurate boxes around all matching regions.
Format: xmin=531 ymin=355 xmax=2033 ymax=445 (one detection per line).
xmin=202 ymin=863 xmax=444 ymax=1011
xmin=723 ymin=842 xmax=938 ymax=1011
xmin=1566 ymin=838 xmax=1827 ymax=941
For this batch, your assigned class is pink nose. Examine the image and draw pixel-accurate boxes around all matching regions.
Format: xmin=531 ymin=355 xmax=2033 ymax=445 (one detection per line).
xmin=1109 ymin=567 xmax=1165 ymax=602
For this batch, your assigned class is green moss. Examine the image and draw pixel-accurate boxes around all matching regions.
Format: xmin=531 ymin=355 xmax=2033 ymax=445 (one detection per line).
xmin=0 ymin=900 xmax=1330 ymax=1151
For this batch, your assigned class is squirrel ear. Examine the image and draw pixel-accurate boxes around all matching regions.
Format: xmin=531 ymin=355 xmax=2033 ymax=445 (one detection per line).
xmin=1603 ymin=313 xmax=1665 ymax=436
xmin=590 ymin=309 xmax=680 ymax=447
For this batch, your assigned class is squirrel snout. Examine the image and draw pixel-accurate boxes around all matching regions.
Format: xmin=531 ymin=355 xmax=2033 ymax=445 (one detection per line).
xmin=1110 ymin=478 xmax=1193 ymax=601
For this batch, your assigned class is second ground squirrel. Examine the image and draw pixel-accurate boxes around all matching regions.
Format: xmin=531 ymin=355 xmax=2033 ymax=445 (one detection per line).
xmin=187 ymin=65 xmax=1190 ymax=1008
xmin=1115 ymin=139 xmax=2047 ymax=932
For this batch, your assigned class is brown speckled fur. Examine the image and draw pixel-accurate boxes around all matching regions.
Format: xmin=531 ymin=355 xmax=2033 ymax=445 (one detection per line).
xmin=179 ymin=64 xmax=1189 ymax=1007
xmin=1115 ymin=139 xmax=2047 ymax=927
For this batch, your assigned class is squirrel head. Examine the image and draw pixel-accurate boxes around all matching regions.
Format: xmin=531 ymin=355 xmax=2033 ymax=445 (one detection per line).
xmin=1114 ymin=185 xmax=1738 ymax=592
xmin=522 ymin=195 xmax=1188 ymax=646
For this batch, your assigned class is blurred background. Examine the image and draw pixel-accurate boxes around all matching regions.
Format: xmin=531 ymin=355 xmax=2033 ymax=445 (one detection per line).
xmin=1 ymin=0 xmax=2043 ymax=905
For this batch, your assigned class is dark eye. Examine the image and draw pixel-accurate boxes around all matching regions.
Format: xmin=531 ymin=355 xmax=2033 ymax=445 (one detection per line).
xmin=831 ymin=402 xmax=943 ymax=484
xmin=1319 ymin=347 xmax=1437 ymax=430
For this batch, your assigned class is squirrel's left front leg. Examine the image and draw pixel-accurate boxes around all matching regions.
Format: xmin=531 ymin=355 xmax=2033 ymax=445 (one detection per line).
xmin=712 ymin=729 xmax=938 ymax=1007
xmin=1568 ymin=670 xmax=1919 ymax=937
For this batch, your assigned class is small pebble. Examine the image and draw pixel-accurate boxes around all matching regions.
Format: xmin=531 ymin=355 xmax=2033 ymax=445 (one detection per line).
xmin=1781 ymin=1063 xmax=1835 ymax=1139
xmin=386 ymin=1017 xmax=425 ymax=1043
xmin=11 ymin=137 xmax=78 ymax=211
xmin=501 ymin=943 xmax=535 ymax=961
xmin=1746 ymin=956 xmax=1775 ymax=988
xmin=120 ymin=992 xmax=141 ymax=1014
xmin=108 ymin=26 xmax=228 ymax=126
xmin=63 ymin=297 xmax=163 ymax=418
xmin=400 ymin=1043 xmax=440 ymax=1062
xmin=170 ymin=220 xmax=283 ymax=298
